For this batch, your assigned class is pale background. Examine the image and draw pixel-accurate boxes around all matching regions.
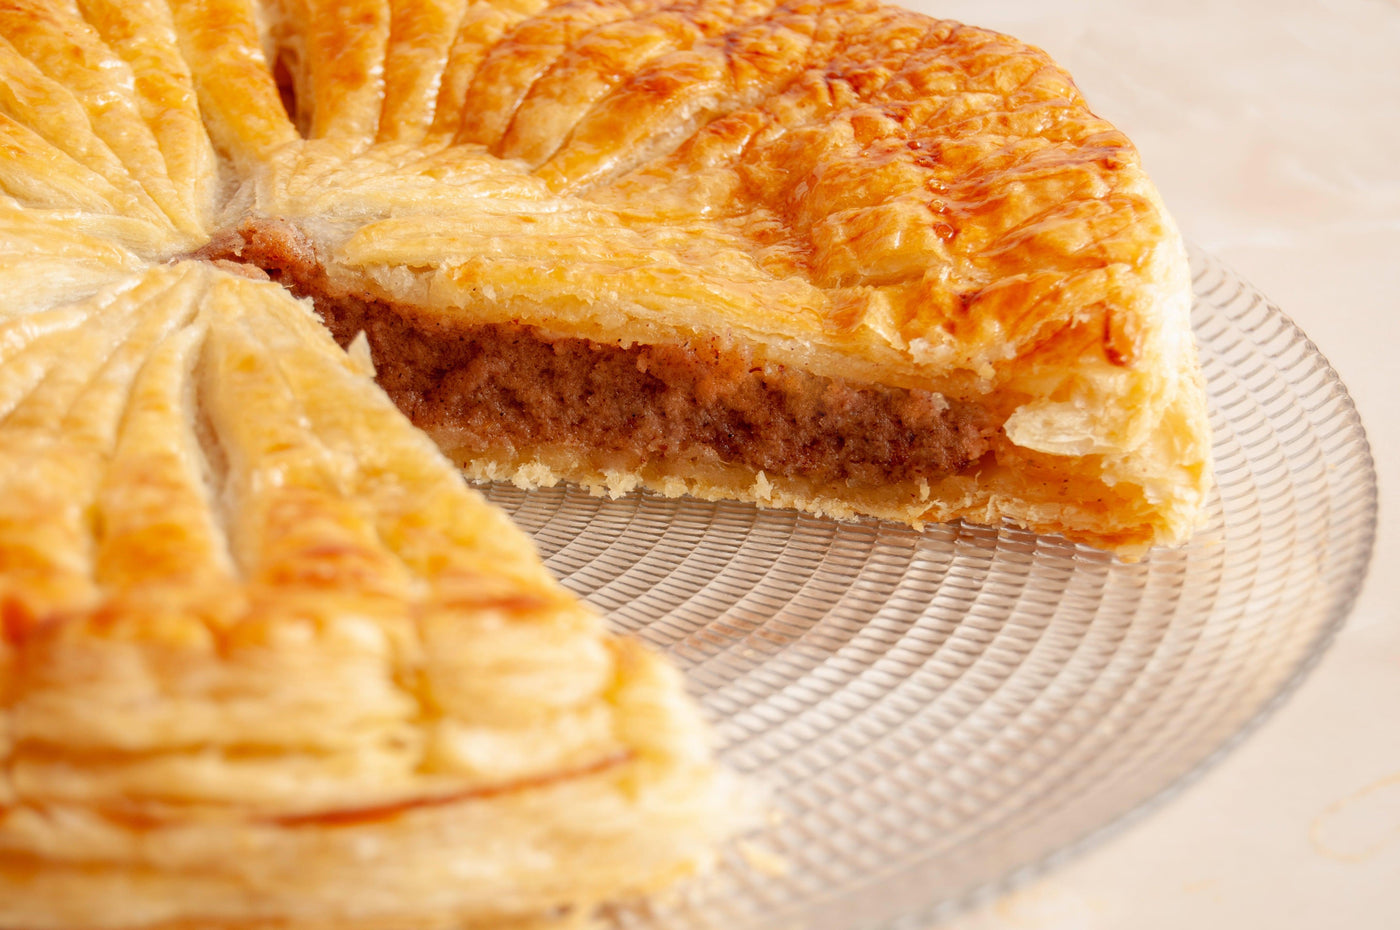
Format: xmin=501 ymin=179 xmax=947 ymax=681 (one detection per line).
xmin=896 ymin=0 xmax=1400 ymax=927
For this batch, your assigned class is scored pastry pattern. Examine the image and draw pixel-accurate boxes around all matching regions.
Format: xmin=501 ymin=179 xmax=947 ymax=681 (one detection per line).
xmin=0 ymin=254 xmax=741 ymax=928
xmin=1 ymin=0 xmax=1209 ymax=926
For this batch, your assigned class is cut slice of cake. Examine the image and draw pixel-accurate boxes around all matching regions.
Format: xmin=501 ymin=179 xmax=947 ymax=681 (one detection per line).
xmin=0 ymin=256 xmax=744 ymax=929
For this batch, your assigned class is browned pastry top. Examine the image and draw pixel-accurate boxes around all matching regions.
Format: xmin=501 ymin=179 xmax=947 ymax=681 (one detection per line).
xmin=182 ymin=0 xmax=1174 ymax=388
xmin=177 ymin=0 xmax=1204 ymax=552
xmin=0 ymin=1 xmax=1209 ymax=921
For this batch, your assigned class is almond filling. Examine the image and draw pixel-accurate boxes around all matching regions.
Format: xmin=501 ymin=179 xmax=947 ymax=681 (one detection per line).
xmin=204 ymin=220 xmax=995 ymax=490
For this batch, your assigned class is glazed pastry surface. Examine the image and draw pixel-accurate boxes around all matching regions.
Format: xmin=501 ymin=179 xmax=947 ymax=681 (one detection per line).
xmin=0 ymin=250 xmax=738 ymax=929
xmin=211 ymin=0 xmax=1208 ymax=553
xmin=1 ymin=0 xmax=1209 ymax=926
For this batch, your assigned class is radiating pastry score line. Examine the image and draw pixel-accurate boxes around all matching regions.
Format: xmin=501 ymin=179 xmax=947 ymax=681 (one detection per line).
xmin=1 ymin=272 xmax=180 ymax=436
xmin=0 ymin=305 xmax=96 ymax=369
xmin=197 ymin=277 xmax=419 ymax=598
xmin=255 ymin=138 xmax=562 ymax=217
xmin=251 ymin=289 xmax=560 ymax=594
xmin=533 ymin=1 xmax=837 ymax=193
xmin=170 ymin=0 xmax=300 ymax=167
xmin=299 ymin=0 xmax=393 ymax=141
xmin=0 ymin=112 xmax=165 ymax=223
xmin=454 ymin=0 xmax=649 ymax=149
xmin=493 ymin=0 xmax=790 ymax=168
xmin=426 ymin=0 xmax=553 ymax=142
xmin=0 ymin=275 xmax=142 ymax=414
xmin=72 ymin=0 xmax=221 ymax=232
xmin=0 ymin=0 xmax=204 ymax=236
xmin=0 ymin=37 xmax=173 ymax=225
xmin=377 ymin=0 xmax=469 ymax=142
xmin=0 ymin=267 xmax=203 ymax=623
xmin=58 ymin=272 xmax=207 ymax=457
xmin=94 ymin=317 xmax=242 ymax=592
xmin=0 ymin=206 xmax=196 ymax=264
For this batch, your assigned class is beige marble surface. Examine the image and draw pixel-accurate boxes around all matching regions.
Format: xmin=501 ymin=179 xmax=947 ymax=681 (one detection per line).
xmin=897 ymin=0 xmax=1400 ymax=926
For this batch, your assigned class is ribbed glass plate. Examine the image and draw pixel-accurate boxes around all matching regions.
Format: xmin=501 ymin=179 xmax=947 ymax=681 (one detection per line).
xmin=481 ymin=247 xmax=1377 ymax=929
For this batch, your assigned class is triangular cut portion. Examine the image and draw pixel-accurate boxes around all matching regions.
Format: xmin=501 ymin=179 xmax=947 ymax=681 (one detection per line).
xmin=0 ymin=262 xmax=743 ymax=930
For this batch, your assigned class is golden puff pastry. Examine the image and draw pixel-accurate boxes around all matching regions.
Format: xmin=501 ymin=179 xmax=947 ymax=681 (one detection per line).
xmin=193 ymin=0 xmax=1208 ymax=556
xmin=0 ymin=257 xmax=745 ymax=929
xmin=1 ymin=0 xmax=1210 ymax=926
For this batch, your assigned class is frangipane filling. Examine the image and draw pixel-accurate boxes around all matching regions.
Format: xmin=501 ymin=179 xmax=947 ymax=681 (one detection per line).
xmin=206 ymin=219 xmax=996 ymax=493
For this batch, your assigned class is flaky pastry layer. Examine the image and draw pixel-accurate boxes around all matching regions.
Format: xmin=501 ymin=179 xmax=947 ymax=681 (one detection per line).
xmin=2 ymin=0 xmax=1212 ymax=927
xmin=0 ymin=259 xmax=745 ymax=929
xmin=200 ymin=0 xmax=1210 ymax=554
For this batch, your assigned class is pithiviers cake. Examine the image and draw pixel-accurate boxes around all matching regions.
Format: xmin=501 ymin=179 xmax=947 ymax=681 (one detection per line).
xmin=0 ymin=0 xmax=1211 ymax=927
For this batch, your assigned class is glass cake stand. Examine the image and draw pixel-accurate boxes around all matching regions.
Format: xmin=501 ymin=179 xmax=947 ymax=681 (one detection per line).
xmin=481 ymin=247 xmax=1377 ymax=930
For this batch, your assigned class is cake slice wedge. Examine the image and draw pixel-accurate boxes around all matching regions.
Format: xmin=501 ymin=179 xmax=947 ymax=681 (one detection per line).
xmin=0 ymin=259 xmax=745 ymax=930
